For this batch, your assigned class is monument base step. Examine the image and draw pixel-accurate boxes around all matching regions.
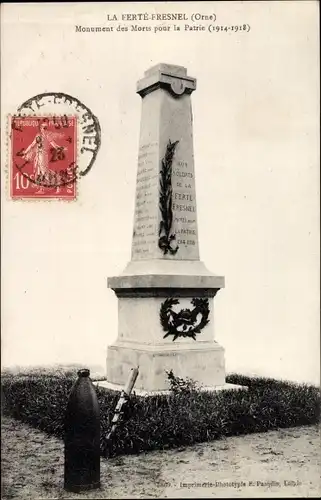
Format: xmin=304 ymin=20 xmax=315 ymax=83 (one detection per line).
xmin=106 ymin=342 xmax=226 ymax=392
xmin=94 ymin=380 xmax=247 ymax=397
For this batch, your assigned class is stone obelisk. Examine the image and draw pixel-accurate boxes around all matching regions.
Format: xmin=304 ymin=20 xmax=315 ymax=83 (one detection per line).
xmin=106 ymin=63 xmax=226 ymax=393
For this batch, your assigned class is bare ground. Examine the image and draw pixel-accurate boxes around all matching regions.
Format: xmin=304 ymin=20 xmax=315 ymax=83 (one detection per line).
xmin=1 ymin=417 xmax=320 ymax=499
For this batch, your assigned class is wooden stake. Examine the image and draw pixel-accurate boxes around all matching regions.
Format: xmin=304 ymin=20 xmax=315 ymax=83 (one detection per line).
xmin=106 ymin=367 xmax=139 ymax=444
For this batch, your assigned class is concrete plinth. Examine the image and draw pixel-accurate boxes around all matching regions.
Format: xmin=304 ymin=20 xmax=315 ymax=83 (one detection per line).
xmin=107 ymin=341 xmax=225 ymax=392
xmin=106 ymin=282 xmax=225 ymax=392
xmin=95 ymin=380 xmax=247 ymax=397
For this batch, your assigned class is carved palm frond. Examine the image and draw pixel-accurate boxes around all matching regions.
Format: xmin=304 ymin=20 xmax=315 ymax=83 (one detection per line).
xmin=158 ymin=140 xmax=179 ymax=255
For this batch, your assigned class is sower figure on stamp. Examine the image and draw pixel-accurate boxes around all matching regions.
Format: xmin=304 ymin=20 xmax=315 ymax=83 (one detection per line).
xmin=21 ymin=118 xmax=67 ymax=194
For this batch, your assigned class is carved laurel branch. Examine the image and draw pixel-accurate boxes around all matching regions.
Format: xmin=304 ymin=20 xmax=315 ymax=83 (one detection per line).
xmin=160 ymin=297 xmax=210 ymax=341
xmin=158 ymin=139 xmax=179 ymax=255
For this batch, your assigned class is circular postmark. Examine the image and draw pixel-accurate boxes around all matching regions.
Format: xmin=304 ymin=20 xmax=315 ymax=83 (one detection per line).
xmin=11 ymin=93 xmax=101 ymax=197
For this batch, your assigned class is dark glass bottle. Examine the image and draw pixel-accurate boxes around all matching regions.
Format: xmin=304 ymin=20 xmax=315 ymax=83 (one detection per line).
xmin=64 ymin=368 xmax=100 ymax=492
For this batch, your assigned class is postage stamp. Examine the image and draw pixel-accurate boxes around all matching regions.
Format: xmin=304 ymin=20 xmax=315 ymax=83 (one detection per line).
xmin=11 ymin=116 xmax=77 ymax=200
xmin=9 ymin=92 xmax=101 ymax=201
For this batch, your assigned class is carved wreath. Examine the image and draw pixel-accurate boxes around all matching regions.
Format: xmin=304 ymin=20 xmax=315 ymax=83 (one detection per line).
xmin=160 ymin=297 xmax=210 ymax=341
xmin=158 ymin=139 xmax=179 ymax=255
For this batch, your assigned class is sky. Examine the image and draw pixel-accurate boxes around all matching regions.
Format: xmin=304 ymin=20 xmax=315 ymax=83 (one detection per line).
xmin=1 ymin=1 xmax=319 ymax=384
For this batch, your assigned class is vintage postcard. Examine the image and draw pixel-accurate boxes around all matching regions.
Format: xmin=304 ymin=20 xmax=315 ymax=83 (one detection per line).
xmin=1 ymin=1 xmax=320 ymax=499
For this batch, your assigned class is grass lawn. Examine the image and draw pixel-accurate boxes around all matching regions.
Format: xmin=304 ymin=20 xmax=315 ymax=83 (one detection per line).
xmin=1 ymin=365 xmax=320 ymax=457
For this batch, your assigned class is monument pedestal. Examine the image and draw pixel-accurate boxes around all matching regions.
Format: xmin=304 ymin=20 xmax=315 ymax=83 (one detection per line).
xmin=106 ymin=259 xmax=227 ymax=392
xmin=105 ymin=64 xmax=230 ymax=394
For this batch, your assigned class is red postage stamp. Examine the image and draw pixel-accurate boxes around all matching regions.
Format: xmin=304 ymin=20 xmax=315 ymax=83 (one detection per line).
xmin=10 ymin=116 xmax=77 ymax=200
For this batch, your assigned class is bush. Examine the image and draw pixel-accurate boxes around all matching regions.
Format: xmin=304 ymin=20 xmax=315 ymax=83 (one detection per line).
xmin=166 ymin=369 xmax=200 ymax=394
xmin=1 ymin=368 xmax=320 ymax=458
